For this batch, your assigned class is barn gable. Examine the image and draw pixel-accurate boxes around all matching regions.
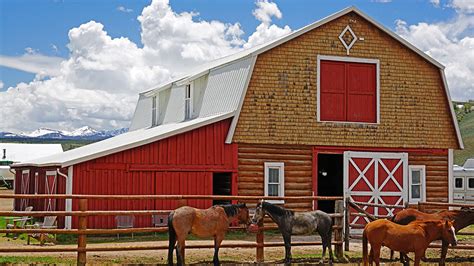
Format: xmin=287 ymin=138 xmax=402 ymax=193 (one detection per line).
xmin=231 ymin=9 xmax=462 ymax=150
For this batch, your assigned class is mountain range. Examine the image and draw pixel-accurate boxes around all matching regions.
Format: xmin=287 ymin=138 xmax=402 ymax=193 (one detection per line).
xmin=0 ymin=126 xmax=128 ymax=141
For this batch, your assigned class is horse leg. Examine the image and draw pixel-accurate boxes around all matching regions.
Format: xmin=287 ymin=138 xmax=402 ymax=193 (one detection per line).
xmin=372 ymin=245 xmax=381 ymax=266
xmin=176 ymin=238 xmax=186 ymax=266
xmin=439 ymin=240 xmax=448 ymax=266
xmin=414 ymin=251 xmax=422 ymax=266
xmin=282 ymin=232 xmax=292 ymax=264
xmin=213 ymin=234 xmax=224 ymax=266
xmin=320 ymin=231 xmax=333 ymax=265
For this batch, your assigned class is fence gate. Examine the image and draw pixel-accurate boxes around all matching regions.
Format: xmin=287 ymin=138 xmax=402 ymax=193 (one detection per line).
xmin=45 ymin=171 xmax=57 ymax=211
xmin=344 ymin=151 xmax=408 ymax=225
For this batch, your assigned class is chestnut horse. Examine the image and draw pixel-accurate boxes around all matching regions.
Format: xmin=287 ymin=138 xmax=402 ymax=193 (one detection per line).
xmin=167 ymin=203 xmax=249 ymax=266
xmin=363 ymin=219 xmax=457 ymax=266
xmin=390 ymin=207 xmax=474 ymax=265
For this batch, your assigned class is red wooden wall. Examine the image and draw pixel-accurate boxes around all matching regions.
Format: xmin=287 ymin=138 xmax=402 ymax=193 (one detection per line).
xmin=72 ymin=118 xmax=236 ymax=228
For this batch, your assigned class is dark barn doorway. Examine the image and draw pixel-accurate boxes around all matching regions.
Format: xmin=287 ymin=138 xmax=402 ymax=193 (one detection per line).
xmin=317 ymin=154 xmax=343 ymax=213
xmin=213 ymin=173 xmax=232 ymax=205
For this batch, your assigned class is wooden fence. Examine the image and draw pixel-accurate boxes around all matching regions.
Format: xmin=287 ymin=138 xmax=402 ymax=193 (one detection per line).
xmin=0 ymin=194 xmax=344 ymax=265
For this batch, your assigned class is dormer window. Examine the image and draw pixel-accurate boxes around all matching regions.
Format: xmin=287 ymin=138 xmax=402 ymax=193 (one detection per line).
xmin=185 ymin=84 xmax=193 ymax=120
xmin=151 ymin=95 xmax=159 ymax=126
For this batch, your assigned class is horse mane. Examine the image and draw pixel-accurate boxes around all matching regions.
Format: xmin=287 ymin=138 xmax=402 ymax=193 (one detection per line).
xmin=219 ymin=203 xmax=246 ymax=217
xmin=262 ymin=202 xmax=294 ymax=216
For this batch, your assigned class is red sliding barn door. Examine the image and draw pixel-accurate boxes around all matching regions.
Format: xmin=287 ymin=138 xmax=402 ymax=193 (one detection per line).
xmin=344 ymin=152 xmax=408 ymax=225
xmin=20 ymin=170 xmax=30 ymax=210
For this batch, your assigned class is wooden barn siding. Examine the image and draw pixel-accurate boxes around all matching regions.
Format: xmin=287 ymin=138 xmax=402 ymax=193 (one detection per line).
xmin=409 ymin=151 xmax=449 ymax=207
xmin=233 ymin=11 xmax=459 ymax=150
xmin=238 ymin=144 xmax=449 ymax=211
xmin=238 ymin=144 xmax=313 ymax=211
xmin=72 ymin=119 xmax=235 ymax=229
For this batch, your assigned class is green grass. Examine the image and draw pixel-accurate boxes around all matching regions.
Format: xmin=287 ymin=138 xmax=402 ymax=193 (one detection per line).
xmin=0 ymin=256 xmax=75 ymax=264
xmin=455 ymin=111 xmax=474 ymax=165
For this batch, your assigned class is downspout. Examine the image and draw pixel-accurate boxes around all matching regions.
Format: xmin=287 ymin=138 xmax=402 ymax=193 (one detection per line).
xmin=57 ymin=167 xmax=73 ymax=229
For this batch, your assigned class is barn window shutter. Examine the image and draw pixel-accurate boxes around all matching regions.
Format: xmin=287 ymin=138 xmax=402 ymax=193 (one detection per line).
xmin=320 ymin=61 xmax=346 ymax=121
xmin=346 ymin=63 xmax=377 ymax=123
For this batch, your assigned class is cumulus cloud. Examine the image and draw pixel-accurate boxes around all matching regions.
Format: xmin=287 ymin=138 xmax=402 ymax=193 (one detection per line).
xmin=0 ymin=0 xmax=291 ymax=133
xmin=450 ymin=0 xmax=474 ymax=13
xmin=395 ymin=10 xmax=474 ymax=101
xmin=0 ymin=81 xmax=4 ymax=90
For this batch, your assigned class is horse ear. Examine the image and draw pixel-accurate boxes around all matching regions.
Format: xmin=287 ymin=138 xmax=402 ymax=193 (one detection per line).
xmin=445 ymin=220 xmax=449 ymax=227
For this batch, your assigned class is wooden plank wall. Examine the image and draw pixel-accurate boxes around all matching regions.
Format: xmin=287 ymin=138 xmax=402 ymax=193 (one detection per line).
xmin=238 ymin=144 xmax=313 ymax=211
xmin=409 ymin=151 xmax=449 ymax=209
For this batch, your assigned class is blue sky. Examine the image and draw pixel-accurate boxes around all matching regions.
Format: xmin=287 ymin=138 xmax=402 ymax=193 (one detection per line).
xmin=0 ymin=0 xmax=472 ymax=132
xmin=0 ymin=0 xmax=457 ymax=90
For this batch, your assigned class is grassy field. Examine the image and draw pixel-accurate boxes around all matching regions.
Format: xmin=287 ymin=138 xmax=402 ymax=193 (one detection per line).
xmin=454 ymin=111 xmax=474 ymax=165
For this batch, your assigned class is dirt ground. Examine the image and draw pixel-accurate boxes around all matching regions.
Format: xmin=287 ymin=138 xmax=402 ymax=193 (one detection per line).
xmin=0 ymin=188 xmax=473 ymax=265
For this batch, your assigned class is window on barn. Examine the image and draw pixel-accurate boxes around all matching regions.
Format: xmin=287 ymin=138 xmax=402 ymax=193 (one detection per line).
xmin=318 ymin=56 xmax=379 ymax=123
xmin=408 ymin=165 xmax=426 ymax=203
xmin=264 ymin=162 xmax=284 ymax=203
xmin=184 ymin=84 xmax=193 ymax=120
xmin=151 ymin=95 xmax=159 ymax=127
xmin=454 ymin=177 xmax=464 ymax=190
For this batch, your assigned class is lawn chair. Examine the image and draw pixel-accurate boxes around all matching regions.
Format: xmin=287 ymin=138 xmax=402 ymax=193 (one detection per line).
xmin=5 ymin=206 xmax=33 ymax=238
xmin=27 ymin=216 xmax=57 ymax=245
xmin=151 ymin=213 xmax=168 ymax=235
xmin=116 ymin=215 xmax=134 ymax=239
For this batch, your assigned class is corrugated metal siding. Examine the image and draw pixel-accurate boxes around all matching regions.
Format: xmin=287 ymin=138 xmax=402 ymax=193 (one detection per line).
xmin=72 ymin=119 xmax=236 ymax=229
xmin=162 ymin=85 xmax=185 ymax=124
xmin=199 ymin=56 xmax=254 ymax=117
xmin=129 ymin=94 xmax=153 ymax=131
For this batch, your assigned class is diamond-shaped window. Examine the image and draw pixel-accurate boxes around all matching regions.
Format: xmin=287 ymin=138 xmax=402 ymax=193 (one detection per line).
xmin=339 ymin=25 xmax=357 ymax=55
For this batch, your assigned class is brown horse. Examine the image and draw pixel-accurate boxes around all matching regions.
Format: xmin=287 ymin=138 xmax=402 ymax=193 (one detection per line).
xmin=390 ymin=207 xmax=474 ymax=264
xmin=167 ymin=203 xmax=249 ymax=266
xmin=363 ymin=219 xmax=457 ymax=266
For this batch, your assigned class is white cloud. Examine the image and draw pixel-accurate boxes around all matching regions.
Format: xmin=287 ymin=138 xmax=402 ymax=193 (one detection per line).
xmin=0 ymin=80 xmax=4 ymax=90
xmin=430 ymin=0 xmax=440 ymax=7
xmin=117 ymin=6 xmax=133 ymax=13
xmin=372 ymin=0 xmax=392 ymax=3
xmin=253 ymin=0 xmax=282 ymax=24
xmin=395 ymin=11 xmax=474 ymax=101
xmin=0 ymin=0 xmax=291 ymax=133
xmin=450 ymin=0 xmax=474 ymax=13
xmin=0 ymin=53 xmax=64 ymax=76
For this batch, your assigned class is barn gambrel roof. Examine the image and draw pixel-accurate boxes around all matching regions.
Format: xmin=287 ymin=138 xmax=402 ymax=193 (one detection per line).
xmin=15 ymin=6 xmax=463 ymax=168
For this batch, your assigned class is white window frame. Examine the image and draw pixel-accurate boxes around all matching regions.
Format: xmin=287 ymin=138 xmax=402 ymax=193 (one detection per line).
xmin=184 ymin=84 xmax=193 ymax=120
xmin=468 ymin=177 xmax=474 ymax=191
xmin=316 ymin=55 xmax=380 ymax=125
xmin=264 ymin=162 xmax=285 ymax=203
xmin=454 ymin=176 xmax=464 ymax=190
xmin=151 ymin=95 xmax=159 ymax=127
xmin=408 ymin=165 xmax=426 ymax=203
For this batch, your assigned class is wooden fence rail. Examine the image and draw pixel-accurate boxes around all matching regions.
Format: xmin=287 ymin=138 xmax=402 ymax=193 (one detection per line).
xmin=0 ymin=194 xmax=344 ymax=265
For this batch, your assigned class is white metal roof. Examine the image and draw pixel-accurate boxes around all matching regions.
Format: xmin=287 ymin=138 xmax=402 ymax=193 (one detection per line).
xmin=13 ymin=112 xmax=234 ymax=168
xmin=0 ymin=143 xmax=63 ymax=163
xmin=463 ymin=158 xmax=474 ymax=169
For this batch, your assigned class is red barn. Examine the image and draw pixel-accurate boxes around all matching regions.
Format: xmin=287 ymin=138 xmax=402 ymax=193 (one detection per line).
xmin=13 ymin=7 xmax=462 ymax=229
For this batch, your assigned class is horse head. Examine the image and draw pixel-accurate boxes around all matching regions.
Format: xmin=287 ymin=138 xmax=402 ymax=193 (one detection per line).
xmin=251 ymin=200 xmax=266 ymax=224
xmin=236 ymin=203 xmax=250 ymax=225
xmin=441 ymin=220 xmax=458 ymax=247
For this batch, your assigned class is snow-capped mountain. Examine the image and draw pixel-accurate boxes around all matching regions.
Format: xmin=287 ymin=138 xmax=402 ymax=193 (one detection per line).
xmin=0 ymin=127 xmax=128 ymax=140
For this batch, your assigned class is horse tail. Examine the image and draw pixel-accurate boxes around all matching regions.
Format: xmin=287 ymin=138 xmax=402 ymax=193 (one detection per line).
xmin=362 ymin=228 xmax=368 ymax=266
xmin=168 ymin=212 xmax=176 ymax=265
